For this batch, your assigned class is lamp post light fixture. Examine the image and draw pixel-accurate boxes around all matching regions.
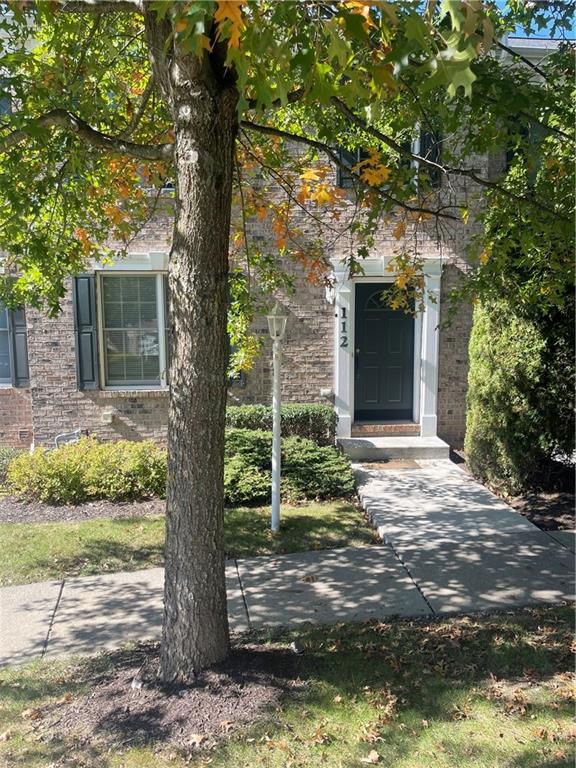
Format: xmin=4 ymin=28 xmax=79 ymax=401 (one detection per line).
xmin=266 ymin=302 xmax=288 ymax=533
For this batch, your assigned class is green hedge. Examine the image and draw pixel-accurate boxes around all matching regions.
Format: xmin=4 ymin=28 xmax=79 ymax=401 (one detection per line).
xmin=225 ymin=403 xmax=337 ymax=445
xmin=224 ymin=429 xmax=355 ymax=504
xmin=8 ymin=430 xmax=354 ymax=506
xmin=465 ymin=299 xmax=575 ymax=496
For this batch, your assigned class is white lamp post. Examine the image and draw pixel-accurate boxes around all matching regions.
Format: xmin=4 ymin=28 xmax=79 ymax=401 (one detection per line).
xmin=266 ymin=302 xmax=288 ymax=533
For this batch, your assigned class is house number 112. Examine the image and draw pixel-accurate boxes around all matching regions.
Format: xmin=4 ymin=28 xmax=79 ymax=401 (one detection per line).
xmin=339 ymin=306 xmax=348 ymax=348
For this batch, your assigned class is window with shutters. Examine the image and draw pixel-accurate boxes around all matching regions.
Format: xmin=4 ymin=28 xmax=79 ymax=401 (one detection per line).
xmin=0 ymin=302 xmax=29 ymax=387
xmin=98 ymin=273 xmax=169 ymax=388
xmin=86 ymin=271 xmax=244 ymax=391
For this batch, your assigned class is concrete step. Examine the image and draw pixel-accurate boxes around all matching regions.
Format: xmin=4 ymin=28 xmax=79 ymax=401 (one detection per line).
xmin=338 ymin=435 xmax=450 ymax=462
xmin=351 ymin=422 xmax=420 ymax=437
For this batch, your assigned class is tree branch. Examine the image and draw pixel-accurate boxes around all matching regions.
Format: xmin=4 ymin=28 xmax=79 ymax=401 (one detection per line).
xmin=496 ymin=40 xmax=549 ymax=80
xmin=0 ymin=109 xmax=172 ymax=161
xmin=246 ymin=87 xmax=304 ymax=111
xmin=331 ymin=96 xmax=570 ymax=222
xmin=240 ymin=120 xmax=459 ymax=221
xmin=59 ymin=1 xmax=143 ymax=13
xmin=122 ymin=75 xmax=155 ymax=138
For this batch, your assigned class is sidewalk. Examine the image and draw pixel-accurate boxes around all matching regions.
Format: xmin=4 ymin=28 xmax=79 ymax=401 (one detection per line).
xmin=1 ymin=546 xmax=430 ymax=666
xmin=1 ymin=460 xmax=573 ymax=667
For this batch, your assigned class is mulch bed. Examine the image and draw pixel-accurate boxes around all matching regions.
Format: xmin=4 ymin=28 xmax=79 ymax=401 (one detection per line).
xmin=508 ymin=492 xmax=575 ymax=532
xmin=0 ymin=496 xmax=165 ymax=524
xmin=45 ymin=641 xmax=301 ymax=752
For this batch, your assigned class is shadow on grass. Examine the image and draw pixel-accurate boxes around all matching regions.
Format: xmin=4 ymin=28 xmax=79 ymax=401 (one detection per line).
xmin=31 ymin=522 xmax=165 ymax=580
xmin=224 ymin=501 xmax=375 ymax=559
xmin=1 ymin=606 xmax=573 ymax=768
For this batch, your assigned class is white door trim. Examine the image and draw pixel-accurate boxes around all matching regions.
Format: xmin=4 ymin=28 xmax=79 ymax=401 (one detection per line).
xmin=332 ymin=259 xmax=442 ymax=438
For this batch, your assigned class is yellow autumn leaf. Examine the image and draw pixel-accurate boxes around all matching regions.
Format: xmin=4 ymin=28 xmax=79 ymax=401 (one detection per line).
xmin=300 ymin=169 xmax=322 ymax=181
xmin=214 ymin=0 xmax=246 ymax=49
xmin=479 ymin=249 xmax=490 ymax=264
xmin=312 ymin=184 xmax=335 ymax=205
xmin=256 ymin=206 xmax=267 ymax=221
xmin=174 ymin=17 xmax=188 ymax=34
xmin=393 ymin=219 xmax=407 ymax=240
xmin=360 ymin=164 xmax=391 ymax=186
xmin=344 ymin=1 xmax=376 ymax=29
xmin=297 ymin=183 xmax=310 ymax=204
xmin=197 ymin=34 xmax=213 ymax=52
xmin=395 ymin=274 xmax=408 ymax=289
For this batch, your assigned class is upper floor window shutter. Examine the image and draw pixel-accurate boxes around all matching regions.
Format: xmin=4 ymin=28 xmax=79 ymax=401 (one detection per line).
xmin=8 ymin=308 xmax=29 ymax=387
xmin=73 ymin=274 xmax=99 ymax=390
xmin=419 ymin=130 xmax=442 ymax=188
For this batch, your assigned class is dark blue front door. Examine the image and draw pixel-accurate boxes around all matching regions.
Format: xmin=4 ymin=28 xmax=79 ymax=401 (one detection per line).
xmin=354 ymin=283 xmax=414 ymax=421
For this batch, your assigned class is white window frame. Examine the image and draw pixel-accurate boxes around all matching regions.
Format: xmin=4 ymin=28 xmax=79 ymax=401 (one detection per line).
xmin=96 ymin=271 xmax=168 ymax=391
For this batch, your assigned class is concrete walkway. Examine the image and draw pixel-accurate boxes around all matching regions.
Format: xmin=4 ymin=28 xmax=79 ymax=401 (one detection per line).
xmin=1 ymin=460 xmax=573 ymax=667
xmin=355 ymin=460 xmax=574 ymax=614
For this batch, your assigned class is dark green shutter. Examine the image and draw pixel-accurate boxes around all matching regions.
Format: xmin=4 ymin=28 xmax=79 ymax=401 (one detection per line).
xmin=8 ymin=308 xmax=29 ymax=387
xmin=72 ymin=274 xmax=99 ymax=390
xmin=420 ymin=130 xmax=442 ymax=188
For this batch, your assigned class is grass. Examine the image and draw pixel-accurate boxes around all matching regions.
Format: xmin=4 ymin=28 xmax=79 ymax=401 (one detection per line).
xmin=0 ymin=501 xmax=375 ymax=585
xmin=0 ymin=606 xmax=573 ymax=767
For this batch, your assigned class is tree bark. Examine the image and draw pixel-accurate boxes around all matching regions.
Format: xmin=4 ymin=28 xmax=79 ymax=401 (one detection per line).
xmin=157 ymin=35 xmax=238 ymax=682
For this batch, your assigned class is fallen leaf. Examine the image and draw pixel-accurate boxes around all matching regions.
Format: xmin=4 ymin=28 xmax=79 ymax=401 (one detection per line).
xmin=188 ymin=733 xmax=206 ymax=748
xmin=219 ymin=720 xmax=234 ymax=733
xmin=360 ymin=749 xmax=381 ymax=764
xmin=0 ymin=730 xmax=12 ymax=742
xmin=333 ymin=694 xmax=343 ymax=704
xmin=21 ymin=707 xmax=43 ymax=720
xmin=301 ymin=575 xmax=316 ymax=584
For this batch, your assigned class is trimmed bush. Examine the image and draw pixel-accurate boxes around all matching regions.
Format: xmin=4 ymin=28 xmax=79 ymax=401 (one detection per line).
xmin=226 ymin=403 xmax=337 ymax=445
xmin=281 ymin=436 xmax=356 ymax=502
xmin=0 ymin=447 xmax=23 ymax=486
xmin=7 ymin=429 xmax=354 ymax=506
xmin=223 ymin=428 xmax=354 ymax=505
xmin=8 ymin=438 xmax=167 ymax=505
xmin=465 ymin=299 xmax=575 ymax=496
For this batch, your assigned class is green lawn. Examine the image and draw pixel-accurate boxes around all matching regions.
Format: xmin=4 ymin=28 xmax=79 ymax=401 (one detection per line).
xmin=0 ymin=606 xmax=573 ymax=768
xmin=0 ymin=501 xmax=375 ymax=585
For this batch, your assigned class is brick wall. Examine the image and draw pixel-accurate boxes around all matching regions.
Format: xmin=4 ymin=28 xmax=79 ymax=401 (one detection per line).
xmin=26 ymin=286 xmax=171 ymax=446
xmin=437 ymin=264 xmax=473 ymax=448
xmin=0 ymin=387 xmax=32 ymax=447
xmin=20 ymin=148 xmax=485 ymax=446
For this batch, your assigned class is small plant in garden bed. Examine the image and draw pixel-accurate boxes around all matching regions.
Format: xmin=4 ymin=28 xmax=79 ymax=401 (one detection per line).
xmin=6 ymin=432 xmax=354 ymax=506
xmin=8 ymin=438 xmax=166 ymax=505
xmin=0 ymin=446 xmax=22 ymax=486
xmin=224 ymin=429 xmax=355 ymax=505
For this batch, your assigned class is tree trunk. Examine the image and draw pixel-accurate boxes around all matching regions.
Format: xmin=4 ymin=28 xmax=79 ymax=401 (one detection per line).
xmin=159 ymin=46 xmax=238 ymax=682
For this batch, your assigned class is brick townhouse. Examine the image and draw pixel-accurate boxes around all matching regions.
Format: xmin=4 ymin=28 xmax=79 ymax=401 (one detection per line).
xmin=0 ymin=179 xmax=475 ymax=453
xmin=0 ymin=37 xmax=547 ymax=455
